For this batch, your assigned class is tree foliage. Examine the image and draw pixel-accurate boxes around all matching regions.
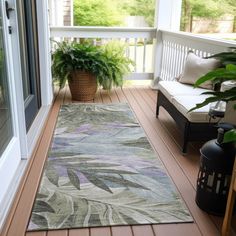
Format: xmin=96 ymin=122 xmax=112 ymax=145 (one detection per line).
xmin=73 ymin=0 xmax=155 ymax=27
xmin=122 ymin=0 xmax=156 ymax=27
xmin=181 ymin=0 xmax=235 ymax=32
xmin=73 ymin=0 xmax=123 ymax=26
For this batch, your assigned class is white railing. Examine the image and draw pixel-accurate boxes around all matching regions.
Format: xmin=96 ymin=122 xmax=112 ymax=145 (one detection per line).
xmin=50 ymin=27 xmax=236 ymax=82
xmin=155 ymin=30 xmax=236 ymax=81
xmin=50 ymin=26 xmax=157 ymax=80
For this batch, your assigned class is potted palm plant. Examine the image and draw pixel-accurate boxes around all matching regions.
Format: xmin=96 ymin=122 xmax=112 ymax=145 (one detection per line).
xmin=52 ymin=41 xmax=134 ymax=101
xmin=190 ymin=48 xmax=236 ymax=142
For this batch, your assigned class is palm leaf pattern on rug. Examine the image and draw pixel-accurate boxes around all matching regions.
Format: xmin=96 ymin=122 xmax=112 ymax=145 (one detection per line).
xmin=27 ymin=103 xmax=193 ymax=231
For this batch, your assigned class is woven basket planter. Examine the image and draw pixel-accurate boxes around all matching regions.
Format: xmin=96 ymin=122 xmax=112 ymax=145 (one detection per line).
xmin=69 ymin=70 xmax=97 ymax=101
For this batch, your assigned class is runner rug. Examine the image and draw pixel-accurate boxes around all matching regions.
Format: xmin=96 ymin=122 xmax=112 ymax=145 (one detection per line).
xmin=27 ymin=103 xmax=193 ymax=231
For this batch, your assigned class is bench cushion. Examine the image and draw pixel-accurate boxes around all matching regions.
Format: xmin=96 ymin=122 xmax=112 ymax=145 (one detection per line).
xmin=178 ymin=52 xmax=220 ymax=90
xmin=172 ymin=95 xmax=216 ymax=123
xmin=158 ymin=81 xmax=210 ymax=102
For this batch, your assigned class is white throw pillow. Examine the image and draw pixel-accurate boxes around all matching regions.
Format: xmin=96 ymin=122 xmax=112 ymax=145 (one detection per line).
xmin=179 ymin=52 xmax=220 ymax=89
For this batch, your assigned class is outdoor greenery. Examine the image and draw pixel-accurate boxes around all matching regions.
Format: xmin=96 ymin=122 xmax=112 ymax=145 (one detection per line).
xmin=73 ymin=0 xmax=235 ymax=30
xmin=73 ymin=0 xmax=155 ymax=27
xmin=121 ymin=0 xmax=156 ymax=27
xmin=100 ymin=41 xmax=134 ymax=89
xmin=181 ymin=0 xmax=236 ymax=32
xmin=189 ymin=49 xmax=236 ymax=143
xmin=51 ymin=41 xmax=133 ymax=89
xmin=73 ymin=0 xmax=123 ymax=26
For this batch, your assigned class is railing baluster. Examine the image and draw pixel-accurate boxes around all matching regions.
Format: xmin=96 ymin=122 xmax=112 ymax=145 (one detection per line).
xmin=166 ymin=41 xmax=171 ymax=80
xmin=143 ymin=38 xmax=147 ymax=72
xmin=134 ymin=38 xmax=137 ymax=72
xmin=170 ymin=42 xmax=175 ymax=78
xmin=161 ymin=40 xmax=167 ymax=80
xmin=125 ymin=38 xmax=130 ymax=58
xmin=172 ymin=43 xmax=177 ymax=78
xmin=179 ymin=44 xmax=185 ymax=75
xmin=93 ymin=39 xmax=96 ymax=46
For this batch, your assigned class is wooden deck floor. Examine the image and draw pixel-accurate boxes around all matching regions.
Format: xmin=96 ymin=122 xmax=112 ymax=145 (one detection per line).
xmin=1 ymin=86 xmax=235 ymax=236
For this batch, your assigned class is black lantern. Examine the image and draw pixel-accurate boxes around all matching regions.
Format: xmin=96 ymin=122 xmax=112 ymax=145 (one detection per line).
xmin=195 ymin=124 xmax=236 ymax=215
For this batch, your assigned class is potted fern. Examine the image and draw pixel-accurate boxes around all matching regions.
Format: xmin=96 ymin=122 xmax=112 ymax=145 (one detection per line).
xmin=100 ymin=41 xmax=134 ymax=90
xmin=190 ymin=49 xmax=236 ymax=142
xmin=52 ymin=41 xmax=134 ymax=101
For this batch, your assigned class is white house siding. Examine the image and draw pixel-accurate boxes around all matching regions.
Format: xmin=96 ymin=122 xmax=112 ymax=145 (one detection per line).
xmin=63 ymin=0 xmax=72 ymax=26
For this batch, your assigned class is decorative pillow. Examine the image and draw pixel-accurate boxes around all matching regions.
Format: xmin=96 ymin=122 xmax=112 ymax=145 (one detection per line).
xmin=178 ymin=52 xmax=220 ymax=89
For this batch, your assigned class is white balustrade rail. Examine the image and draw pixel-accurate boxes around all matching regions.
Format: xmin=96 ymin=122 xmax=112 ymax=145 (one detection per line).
xmin=50 ymin=26 xmax=157 ymax=80
xmin=155 ymin=30 xmax=236 ymax=81
xmin=50 ymin=27 xmax=236 ymax=82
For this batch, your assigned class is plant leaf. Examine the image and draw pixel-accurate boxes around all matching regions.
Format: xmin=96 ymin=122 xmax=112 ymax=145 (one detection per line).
xmin=99 ymin=175 xmax=149 ymax=190
xmin=33 ymin=200 xmax=55 ymax=213
xmin=80 ymin=171 xmax=113 ymax=193
xmin=31 ymin=213 xmax=48 ymax=228
xmin=88 ymin=213 xmax=102 ymax=226
xmin=223 ymin=129 xmax=236 ymax=143
xmin=85 ymin=168 xmax=138 ymax=175
xmin=119 ymin=212 xmax=139 ymax=224
xmin=189 ymin=96 xmax=223 ymax=112
xmin=45 ymin=163 xmax=59 ymax=186
xmin=67 ymin=168 xmax=81 ymax=190
xmin=36 ymin=193 xmax=47 ymax=199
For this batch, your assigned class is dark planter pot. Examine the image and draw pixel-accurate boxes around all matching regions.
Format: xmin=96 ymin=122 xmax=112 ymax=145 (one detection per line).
xmin=69 ymin=70 xmax=97 ymax=101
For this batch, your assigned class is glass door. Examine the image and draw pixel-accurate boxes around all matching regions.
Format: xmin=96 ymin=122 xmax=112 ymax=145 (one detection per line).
xmin=17 ymin=0 xmax=41 ymax=131
xmin=0 ymin=0 xmax=22 ymax=207
xmin=0 ymin=3 xmax=12 ymax=156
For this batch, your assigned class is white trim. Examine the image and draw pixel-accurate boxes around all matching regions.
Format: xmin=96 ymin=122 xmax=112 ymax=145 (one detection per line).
xmin=70 ymin=0 xmax=74 ymax=26
xmin=0 ymin=138 xmax=21 ymax=205
xmin=8 ymin=0 xmax=28 ymax=158
xmin=27 ymin=105 xmax=51 ymax=157
xmin=0 ymin=159 xmax=27 ymax=228
xmin=153 ymin=30 xmax=163 ymax=81
xmin=50 ymin=26 xmax=156 ymax=39
xmin=36 ymin=0 xmax=53 ymax=106
xmin=124 ymin=73 xmax=153 ymax=80
xmin=160 ymin=29 xmax=236 ymax=48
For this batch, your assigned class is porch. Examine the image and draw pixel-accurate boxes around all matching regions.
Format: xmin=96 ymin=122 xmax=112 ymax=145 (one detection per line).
xmin=1 ymin=0 xmax=236 ymax=233
xmin=1 ymin=84 xmax=235 ymax=236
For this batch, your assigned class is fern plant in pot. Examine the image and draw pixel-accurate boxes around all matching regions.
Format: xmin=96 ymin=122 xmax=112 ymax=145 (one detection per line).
xmin=100 ymin=41 xmax=134 ymax=90
xmin=52 ymin=41 xmax=106 ymax=101
xmin=52 ymin=41 xmax=134 ymax=101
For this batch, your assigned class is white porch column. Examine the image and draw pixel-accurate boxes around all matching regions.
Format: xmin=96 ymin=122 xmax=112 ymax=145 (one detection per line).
xmin=71 ymin=0 xmax=74 ymax=26
xmin=151 ymin=0 xmax=182 ymax=89
xmin=48 ymin=0 xmax=64 ymax=26
xmin=154 ymin=0 xmax=182 ymax=31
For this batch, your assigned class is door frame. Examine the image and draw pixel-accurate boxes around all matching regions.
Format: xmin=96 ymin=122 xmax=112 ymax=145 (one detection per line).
xmin=8 ymin=0 xmax=53 ymax=159
xmin=0 ymin=0 xmax=53 ymax=228
xmin=0 ymin=0 xmax=23 ymax=227
xmin=17 ymin=0 xmax=42 ymax=131
xmin=27 ymin=0 xmax=53 ymax=156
